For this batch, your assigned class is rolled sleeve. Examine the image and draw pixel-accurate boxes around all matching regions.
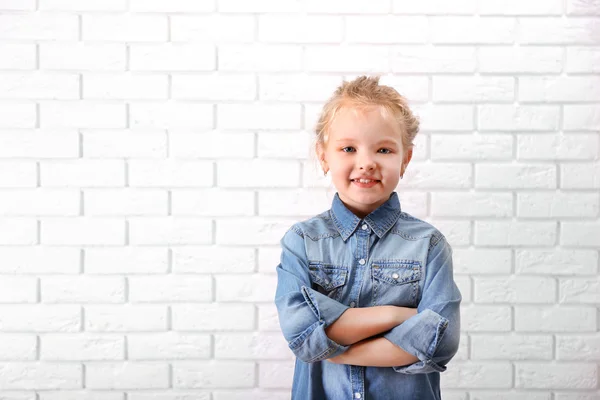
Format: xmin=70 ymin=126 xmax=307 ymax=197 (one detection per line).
xmin=274 ymin=225 xmax=350 ymax=363
xmin=383 ymin=235 xmax=461 ymax=374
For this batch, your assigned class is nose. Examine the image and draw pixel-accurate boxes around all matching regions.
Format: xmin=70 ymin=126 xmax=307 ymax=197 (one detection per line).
xmin=358 ymin=152 xmax=376 ymax=171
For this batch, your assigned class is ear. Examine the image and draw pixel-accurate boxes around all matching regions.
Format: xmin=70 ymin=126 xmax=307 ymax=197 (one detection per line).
xmin=401 ymin=147 xmax=413 ymax=176
xmin=316 ymin=142 xmax=329 ymax=171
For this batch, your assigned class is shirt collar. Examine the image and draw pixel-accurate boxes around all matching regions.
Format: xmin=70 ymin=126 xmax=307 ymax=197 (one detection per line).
xmin=330 ymin=191 xmax=402 ymax=241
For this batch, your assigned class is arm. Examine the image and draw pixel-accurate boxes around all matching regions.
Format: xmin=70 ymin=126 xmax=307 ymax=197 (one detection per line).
xmin=328 ymin=336 xmax=420 ymax=367
xmin=325 ymin=305 xmax=417 ymax=346
xmin=381 ymin=235 xmax=462 ymax=374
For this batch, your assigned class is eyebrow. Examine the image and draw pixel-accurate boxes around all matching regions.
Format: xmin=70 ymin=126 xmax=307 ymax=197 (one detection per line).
xmin=335 ymin=138 xmax=399 ymax=146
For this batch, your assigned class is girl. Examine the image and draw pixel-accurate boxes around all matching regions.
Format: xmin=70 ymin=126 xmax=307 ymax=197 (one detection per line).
xmin=274 ymin=76 xmax=461 ymax=400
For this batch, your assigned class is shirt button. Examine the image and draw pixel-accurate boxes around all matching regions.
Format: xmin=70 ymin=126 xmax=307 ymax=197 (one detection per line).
xmin=354 ymin=393 xmax=362 ymax=399
xmin=350 ymin=301 xmax=356 ymax=307
xmin=359 ymin=259 xmax=366 ymax=265
xmin=361 ymin=224 xmax=368 ymax=230
xmin=392 ymin=273 xmax=399 ymax=279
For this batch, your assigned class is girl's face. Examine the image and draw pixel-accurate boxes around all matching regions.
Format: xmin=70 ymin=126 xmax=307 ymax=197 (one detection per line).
xmin=318 ymin=106 xmax=412 ymax=219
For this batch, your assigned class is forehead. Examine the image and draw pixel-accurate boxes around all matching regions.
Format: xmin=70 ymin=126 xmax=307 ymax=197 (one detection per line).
xmin=328 ymin=105 xmax=403 ymax=143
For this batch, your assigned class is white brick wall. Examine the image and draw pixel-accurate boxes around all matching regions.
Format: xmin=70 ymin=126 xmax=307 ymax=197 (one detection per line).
xmin=0 ymin=0 xmax=598 ymax=398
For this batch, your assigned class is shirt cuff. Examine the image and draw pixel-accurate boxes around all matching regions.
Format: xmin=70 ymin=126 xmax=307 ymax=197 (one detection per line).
xmin=383 ymin=308 xmax=449 ymax=374
xmin=288 ymin=320 xmax=350 ymax=363
xmin=301 ymin=285 xmax=350 ymax=327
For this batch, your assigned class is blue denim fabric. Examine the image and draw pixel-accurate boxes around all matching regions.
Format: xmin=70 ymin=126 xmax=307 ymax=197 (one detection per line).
xmin=274 ymin=191 xmax=462 ymax=400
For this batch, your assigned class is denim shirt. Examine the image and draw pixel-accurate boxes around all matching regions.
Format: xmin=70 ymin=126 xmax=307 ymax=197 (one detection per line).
xmin=274 ymin=191 xmax=461 ymax=400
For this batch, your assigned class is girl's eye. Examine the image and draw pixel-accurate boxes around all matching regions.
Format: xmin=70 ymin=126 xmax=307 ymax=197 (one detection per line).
xmin=341 ymin=147 xmax=392 ymax=154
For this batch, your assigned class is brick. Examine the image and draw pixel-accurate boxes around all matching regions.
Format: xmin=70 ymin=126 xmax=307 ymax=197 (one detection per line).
xmin=453 ymin=249 xmax=512 ymax=274
xmin=306 ymin=45 xmax=390 ymax=73
xmin=216 ymin=218 xmax=297 ymax=245
xmin=40 ymin=160 xmax=125 ymax=187
xmin=172 ymin=304 xmax=255 ymax=331
xmin=260 ymin=15 xmax=342 ymax=43
xmin=130 ymin=44 xmax=215 ymax=71
xmin=39 ymin=0 xmax=126 ymax=10
xmin=431 ymin=17 xmax=516 ymax=44
xmin=174 ymin=361 xmax=254 ymax=389
xmin=0 ymin=73 xmax=78 ymax=100
xmin=520 ymin=76 xmax=600 ymax=102
xmin=214 ymin=333 xmax=291 ymax=360
xmin=431 ymin=192 xmax=512 ymax=217
xmin=556 ymin=334 xmax=600 ymax=360
xmin=218 ymin=159 xmax=300 ymax=188
xmin=41 ymin=218 xmax=125 ymax=245
xmin=259 ymin=74 xmax=341 ymax=102
xmin=84 ymin=74 xmax=168 ymax=100
xmin=169 ymin=131 xmax=254 ymax=159
xmin=86 ymin=363 xmax=169 ymax=389
xmin=0 ymin=363 xmax=82 ymax=389
xmin=567 ymin=47 xmax=600 ymax=72
xmin=219 ymin=45 xmax=302 ymax=72
xmin=392 ymin=0 xmax=476 ymax=14
xmin=345 ymin=16 xmax=427 ymax=43
xmin=474 ymin=276 xmax=555 ymax=303
xmin=40 ymin=334 xmax=124 ymax=360
xmin=561 ymin=162 xmax=600 ymax=189
xmin=0 ymin=13 xmax=78 ymax=40
xmin=433 ymin=76 xmax=514 ymax=102
xmin=476 ymin=164 xmax=556 ymax=189
xmin=128 ymin=160 xmax=213 ymax=188
xmin=414 ymin=104 xmax=474 ymax=130
xmin=0 ymin=247 xmax=79 ymax=274
xmin=462 ymin=305 xmax=512 ymax=331
xmin=516 ymin=249 xmax=598 ymax=276
xmin=478 ymin=46 xmax=562 ymax=73
xmin=0 ymin=334 xmax=36 ymax=360
xmin=431 ymin=134 xmax=513 ymax=160
xmin=401 ymin=162 xmax=472 ymax=188
xmin=516 ymin=306 xmax=596 ymax=332
xmin=172 ymin=246 xmax=255 ymax=274
xmin=129 ymin=217 xmax=212 ymax=245
xmin=392 ymin=46 xmax=476 ymax=73
xmin=471 ymin=334 xmax=552 ymax=360
xmin=0 ymin=305 xmax=80 ymax=332
xmin=128 ymin=333 xmax=211 ymax=360
xmin=85 ymin=247 xmax=168 ymax=274
xmin=259 ymin=361 xmax=294 ymax=389
xmin=85 ymin=305 xmax=167 ymax=332
xmin=0 ymin=130 xmax=78 ymax=158
xmin=0 ymin=189 xmax=79 ymax=217
xmin=0 ymin=44 xmax=36 ymax=69
xmin=171 ymin=15 xmax=254 ymax=43
xmin=257 ymin=131 xmax=312 ymax=160
xmin=515 ymin=363 xmax=597 ymax=389
xmin=517 ymin=192 xmax=599 ymax=218
xmin=83 ymin=130 xmax=166 ymax=158
xmin=479 ymin=105 xmax=560 ymax=131
xmin=559 ymin=278 xmax=600 ymax=304
xmin=563 ymin=105 xmax=600 ymax=131
xmin=0 ymin=103 xmax=36 ymax=128
xmin=82 ymin=15 xmax=167 ymax=42
xmin=0 ymin=218 xmax=37 ymax=245
xmin=519 ymin=18 xmax=600 ymax=44
xmin=442 ymin=362 xmax=512 ymax=388
xmin=561 ymin=222 xmax=600 ymax=247
xmin=41 ymin=102 xmax=126 ymax=129
xmin=0 ymin=0 xmax=35 ymax=9
xmin=425 ymin=219 xmax=471 ymax=246
xmin=130 ymin=103 xmax=213 ymax=129
xmin=0 ymin=277 xmax=37 ymax=303
xmin=172 ymin=74 xmax=255 ymax=100
xmin=479 ymin=0 xmax=562 ymax=14
xmin=258 ymin=189 xmax=331 ymax=217
xmin=130 ymin=0 xmax=215 ymax=11
xmin=0 ymin=161 xmax=36 ymax=187
xmin=41 ymin=276 xmax=125 ymax=303
xmin=41 ymin=43 xmax=126 ymax=71
xmin=85 ymin=189 xmax=167 ymax=216
xmin=129 ymin=275 xmax=212 ymax=302
xmin=171 ymin=188 xmax=254 ymax=217
xmin=215 ymin=274 xmax=277 ymax=302
xmin=517 ymin=134 xmax=598 ymax=160
xmin=475 ymin=221 xmax=557 ymax=246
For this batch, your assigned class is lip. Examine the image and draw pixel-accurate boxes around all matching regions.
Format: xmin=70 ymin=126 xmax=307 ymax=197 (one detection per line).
xmin=351 ymin=177 xmax=380 ymax=181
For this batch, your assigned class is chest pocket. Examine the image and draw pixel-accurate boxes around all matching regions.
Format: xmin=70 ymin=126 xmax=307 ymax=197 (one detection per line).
xmin=308 ymin=262 xmax=348 ymax=302
xmin=371 ymin=260 xmax=422 ymax=307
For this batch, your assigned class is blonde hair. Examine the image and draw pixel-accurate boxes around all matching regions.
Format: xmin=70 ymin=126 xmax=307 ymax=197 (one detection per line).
xmin=314 ymin=76 xmax=420 ymax=154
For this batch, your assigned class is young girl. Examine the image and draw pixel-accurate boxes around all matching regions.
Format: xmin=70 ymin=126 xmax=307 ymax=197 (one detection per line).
xmin=274 ymin=76 xmax=462 ymax=400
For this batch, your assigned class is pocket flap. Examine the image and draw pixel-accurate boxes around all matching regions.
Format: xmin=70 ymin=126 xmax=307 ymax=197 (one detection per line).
xmin=308 ymin=262 xmax=348 ymax=290
xmin=372 ymin=261 xmax=421 ymax=285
